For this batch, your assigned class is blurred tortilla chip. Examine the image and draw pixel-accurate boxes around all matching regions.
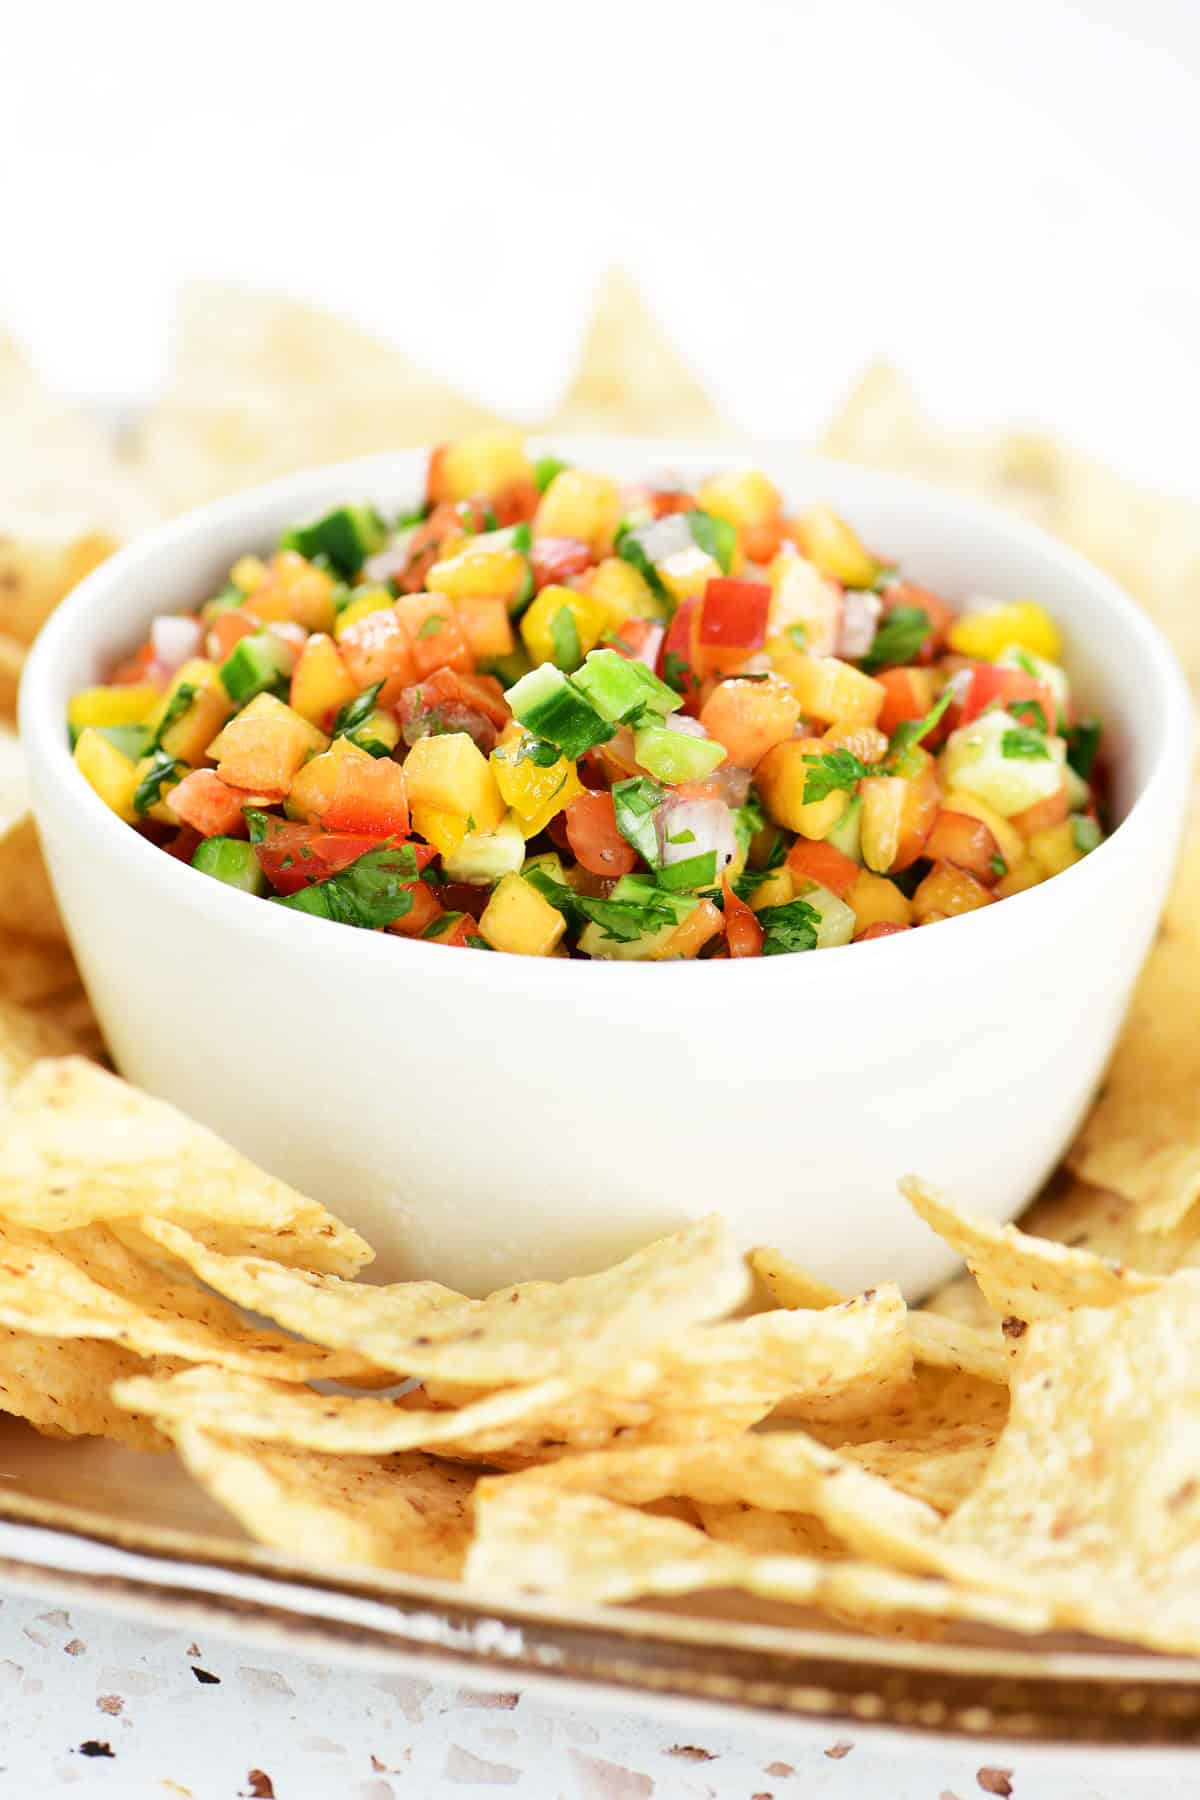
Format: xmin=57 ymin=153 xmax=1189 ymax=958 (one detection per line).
xmin=0 ymin=1329 xmax=165 ymax=1451
xmin=543 ymin=270 xmax=725 ymax=439
xmin=0 ymin=815 xmax=65 ymax=942
xmin=173 ymin=1426 xmax=476 ymax=1577
xmin=0 ymin=1059 xmax=372 ymax=1274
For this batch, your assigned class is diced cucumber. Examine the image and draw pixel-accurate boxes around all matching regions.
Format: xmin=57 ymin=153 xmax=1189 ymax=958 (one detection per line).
xmin=578 ymin=917 xmax=679 ymax=960
xmin=791 ymin=879 xmax=856 ymax=948
xmin=97 ymin=723 xmax=154 ymax=763
xmin=996 ymin=645 xmax=1070 ymax=725
xmin=685 ymin=509 xmax=736 ymax=574
xmin=220 ymin=632 xmax=294 ymax=705
xmin=506 ymin=663 xmax=613 ymax=760
xmin=280 ymin=505 xmax=387 ymax=577
xmin=824 ymin=793 xmax=863 ymax=863
xmin=441 ymin=816 xmax=526 ymax=885
xmin=608 ymin=876 xmax=696 ymax=925
xmin=632 ymin=723 xmax=725 ymax=785
xmin=191 ymin=837 xmax=269 ymax=896
xmin=481 ymin=644 xmax=534 ymax=688
xmin=534 ymin=455 xmax=569 ymax=494
xmin=940 ymin=709 xmax=1065 ymax=817
xmin=570 ymin=647 xmax=681 ymax=724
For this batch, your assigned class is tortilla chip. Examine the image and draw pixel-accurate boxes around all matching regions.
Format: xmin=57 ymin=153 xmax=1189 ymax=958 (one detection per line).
xmin=837 ymin=1432 xmax=994 ymax=1516
xmin=0 ymin=996 xmax=88 ymax=1093
xmin=1070 ymin=809 xmax=1200 ymax=1231
xmin=0 ymin=1219 xmax=375 ymax=1381
xmin=138 ymin=1213 xmax=749 ymax=1385
xmin=0 ymin=636 xmax=24 ymax=719
xmin=0 ymin=1329 xmax=164 ymax=1451
xmin=114 ymin=1293 xmax=911 ymax=1466
xmin=750 ymin=1244 xmax=1008 ymax=1383
xmin=543 ymin=270 xmax=725 ymax=439
xmin=934 ymin=1275 xmax=1200 ymax=1653
xmin=0 ymin=1059 xmax=371 ymax=1275
xmin=0 ymin=816 xmax=64 ymax=942
xmin=134 ymin=286 xmax=501 ymax=514
xmin=902 ymin=1175 xmax=1159 ymax=1321
xmin=173 ymin=1427 xmax=475 ymax=1578
xmin=466 ymin=1481 xmax=1047 ymax=1633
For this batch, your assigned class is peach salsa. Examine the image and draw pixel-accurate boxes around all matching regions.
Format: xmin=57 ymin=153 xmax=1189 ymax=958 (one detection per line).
xmin=68 ymin=435 xmax=1107 ymax=960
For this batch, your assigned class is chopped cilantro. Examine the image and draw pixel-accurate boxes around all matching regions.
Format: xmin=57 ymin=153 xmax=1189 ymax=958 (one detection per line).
xmin=512 ymin=734 xmax=563 ymax=768
xmin=523 ymin=865 xmax=681 ymax=943
xmin=467 ymin=934 xmax=493 ymax=950
xmin=614 ymin=526 xmax=669 ymax=599
xmin=732 ymin=793 xmax=766 ymax=859
xmin=243 ymin=808 xmax=271 ymax=845
xmin=802 ymin=748 xmax=871 ymax=804
xmin=1008 ymin=698 xmax=1049 ymax=734
xmin=1001 ymin=727 xmax=1051 ymax=761
xmin=612 ymin=776 xmax=664 ymax=866
xmin=549 ymin=606 xmax=582 ymax=672
xmin=133 ymin=750 xmax=185 ymax=814
xmin=416 ymin=615 xmax=445 ymax=641
xmin=886 ymin=688 xmax=952 ymax=769
xmin=1066 ymin=718 xmax=1102 ymax=781
xmin=758 ymin=898 xmax=821 ymax=956
xmin=1011 ymin=648 xmax=1039 ymax=677
xmin=860 ymin=606 xmax=931 ymax=673
xmin=423 ymin=911 xmax=462 ymax=939
xmin=277 ymin=844 xmax=420 ymax=929
xmin=662 ymin=650 xmax=693 ymax=695
xmin=332 ymin=681 xmax=385 ymax=736
xmin=989 ymin=852 xmax=1007 ymax=879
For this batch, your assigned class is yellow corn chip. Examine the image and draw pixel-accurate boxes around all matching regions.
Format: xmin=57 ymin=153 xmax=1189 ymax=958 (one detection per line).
xmin=173 ymin=1426 xmax=475 ymax=1578
xmin=0 ymin=1059 xmax=371 ymax=1275
xmin=138 ymin=1213 xmax=749 ymax=1385
xmin=0 ymin=816 xmax=64 ymax=942
xmin=0 ymin=1329 xmax=164 ymax=1451
xmin=0 ymin=636 xmax=24 ymax=720
xmin=902 ymin=1175 xmax=1159 ymax=1321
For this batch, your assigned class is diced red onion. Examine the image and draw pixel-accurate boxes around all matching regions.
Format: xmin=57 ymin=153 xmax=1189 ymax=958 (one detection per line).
xmin=265 ymin=622 xmax=305 ymax=670
xmin=364 ymin=529 xmax=417 ymax=585
xmin=837 ymin=589 xmax=883 ymax=660
xmin=663 ymin=713 xmax=707 ymax=738
xmin=150 ymin=615 xmax=203 ymax=675
xmin=631 ymin=624 xmax=665 ymax=670
xmin=710 ymin=763 xmax=752 ymax=806
xmin=638 ymin=513 xmax=696 ymax=563
xmin=656 ymin=796 xmax=737 ymax=872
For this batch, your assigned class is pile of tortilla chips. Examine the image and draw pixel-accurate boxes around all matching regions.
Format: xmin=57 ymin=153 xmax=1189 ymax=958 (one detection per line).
xmin=3 ymin=278 xmax=1200 ymax=1656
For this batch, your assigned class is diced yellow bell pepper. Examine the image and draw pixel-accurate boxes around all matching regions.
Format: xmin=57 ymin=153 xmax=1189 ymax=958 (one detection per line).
xmin=478 ymin=872 xmax=567 ymax=956
xmin=587 ymin=557 xmax=664 ymax=627
xmin=67 ymin=683 xmax=161 ymax=735
xmin=334 ymin=587 xmax=396 ymax=640
xmin=847 ymin=870 xmax=912 ymax=931
xmin=756 ymin=738 xmax=850 ymax=839
xmin=994 ymin=858 xmax=1046 ymax=899
xmin=231 ymin=554 xmax=269 ymax=594
xmin=520 ymin=584 xmax=607 ymax=672
xmin=768 ymin=648 xmax=885 ymax=727
xmin=289 ymin=633 xmax=357 ymax=726
xmin=403 ymin=732 xmax=505 ymax=830
xmin=434 ymin=429 xmax=533 ymax=503
xmin=491 ymin=724 xmax=583 ymax=838
xmin=1027 ymin=819 xmax=1083 ymax=879
xmin=410 ymin=802 xmax=470 ymax=858
xmin=427 ymin=545 xmax=530 ymax=606
xmin=947 ymin=601 xmax=1062 ymax=663
xmin=658 ymin=546 xmax=721 ymax=607
xmin=143 ymin=659 xmax=236 ymax=766
xmin=749 ymin=866 xmax=795 ymax=911
xmin=696 ymin=469 xmax=782 ymax=530
xmin=132 ymin=751 xmax=185 ymax=824
xmin=534 ymin=469 xmax=622 ymax=556
xmin=73 ymin=728 xmax=140 ymax=821
xmin=939 ymin=787 xmax=1026 ymax=871
xmin=791 ymin=506 xmax=880 ymax=587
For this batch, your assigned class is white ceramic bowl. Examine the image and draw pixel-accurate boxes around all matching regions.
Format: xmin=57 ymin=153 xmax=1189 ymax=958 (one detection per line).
xmin=20 ymin=440 xmax=1194 ymax=1297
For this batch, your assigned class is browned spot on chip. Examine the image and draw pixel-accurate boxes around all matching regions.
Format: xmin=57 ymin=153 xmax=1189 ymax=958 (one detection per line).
xmin=977 ymin=1771 xmax=1013 ymax=1797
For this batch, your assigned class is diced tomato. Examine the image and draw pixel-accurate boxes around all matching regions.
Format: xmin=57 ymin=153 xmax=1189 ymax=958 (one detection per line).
xmin=672 ymin=777 xmax=725 ymax=802
xmin=399 ymin=499 xmax=492 ymax=593
xmin=421 ymin=909 xmax=477 ymax=948
xmin=438 ymin=882 xmax=491 ymax=920
xmin=208 ymin=610 xmax=260 ymax=664
xmin=605 ymin=618 xmax=664 ymax=664
xmin=784 ymin=838 xmax=859 ymax=898
xmin=563 ymin=791 xmax=639 ymax=877
xmin=531 ymin=537 xmax=592 ymax=591
xmin=722 ymin=872 xmax=763 ymax=957
xmin=698 ymin=577 xmax=771 ymax=651
xmin=876 ymin=666 xmax=938 ymax=739
xmin=879 ymin=581 xmax=954 ymax=661
xmin=169 ymin=769 xmax=249 ymax=838
xmin=959 ymin=664 xmax=1058 ymax=734
xmin=395 ymin=592 xmax=473 ymax=679
xmin=491 ymin=481 xmax=541 ymax=527
xmin=110 ymin=642 xmax=159 ymax=687
xmin=164 ymin=825 xmax=204 ymax=864
xmin=855 ymin=921 xmax=911 ymax=942
xmin=1011 ymin=785 xmax=1069 ymax=836
xmin=398 ymin=668 xmax=510 ymax=753
xmin=646 ymin=489 xmax=697 ymax=518
xmin=319 ymin=755 xmax=410 ymax=836
xmin=339 ymin=606 xmax=418 ymax=707
xmin=385 ymin=881 xmax=444 ymax=938
xmin=924 ymin=809 xmax=1001 ymax=882
xmin=658 ymin=599 xmax=701 ymax=714
xmin=255 ymin=824 xmax=423 ymax=895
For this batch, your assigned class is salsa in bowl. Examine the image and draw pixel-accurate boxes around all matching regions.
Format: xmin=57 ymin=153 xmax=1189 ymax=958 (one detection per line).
xmin=67 ymin=432 xmax=1108 ymax=963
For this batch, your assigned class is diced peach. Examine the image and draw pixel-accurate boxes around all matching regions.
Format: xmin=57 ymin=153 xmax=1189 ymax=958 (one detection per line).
xmin=785 ymin=838 xmax=859 ymax=898
xmin=395 ymin=591 xmax=473 ymax=678
xmin=1011 ymin=784 xmax=1069 ymax=837
xmin=207 ymin=694 xmax=328 ymax=797
xmin=290 ymin=633 xmax=357 ymax=728
xmin=912 ymin=861 xmax=996 ymax=923
xmin=339 ymin=605 xmax=418 ymax=707
xmin=454 ymin=594 xmax=514 ymax=662
xmin=700 ymin=675 xmax=801 ymax=769
xmin=168 ymin=769 xmax=248 ymax=838
xmin=924 ymin=809 xmax=1002 ymax=882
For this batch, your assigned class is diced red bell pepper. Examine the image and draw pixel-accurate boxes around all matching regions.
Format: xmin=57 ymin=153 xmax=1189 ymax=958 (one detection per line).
xmin=398 ymin=668 xmax=510 ymax=753
xmin=658 ymin=598 xmax=701 ymax=715
xmin=784 ymin=838 xmax=860 ymax=898
xmin=698 ymin=577 xmax=771 ymax=651
xmin=876 ymin=667 xmax=938 ymax=739
xmin=255 ymin=823 xmax=434 ymax=895
xmin=318 ymin=755 xmax=411 ymax=836
xmin=491 ymin=482 xmax=541 ymax=527
xmin=959 ymin=664 xmax=1058 ymax=734
xmin=564 ymin=791 xmax=639 ymax=877
xmin=531 ymin=537 xmax=592 ymax=591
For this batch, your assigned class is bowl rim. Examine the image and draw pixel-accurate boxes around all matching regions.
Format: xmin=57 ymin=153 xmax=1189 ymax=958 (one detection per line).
xmin=21 ymin=438 xmax=1195 ymax=988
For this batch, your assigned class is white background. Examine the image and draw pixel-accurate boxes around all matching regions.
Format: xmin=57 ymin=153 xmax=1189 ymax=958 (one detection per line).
xmin=3 ymin=3 xmax=1200 ymax=1791
xmin=3 ymin=0 xmax=1200 ymax=494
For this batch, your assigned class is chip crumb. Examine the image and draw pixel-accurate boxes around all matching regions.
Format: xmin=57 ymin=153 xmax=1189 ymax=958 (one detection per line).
xmin=1001 ymin=1318 xmax=1027 ymax=1340
xmin=824 ymin=1739 xmax=853 ymax=1758
xmin=96 ymin=1694 xmax=123 ymax=1716
xmin=764 ymin=1764 xmax=794 ymax=1777
xmin=191 ymin=1666 xmax=220 ymax=1684
xmin=444 ymin=1744 xmax=521 ymax=1785
xmin=455 ymin=1688 xmax=519 ymax=1709
xmin=240 ymin=1774 xmax=275 ymax=1799
xmin=63 ymin=1639 xmax=85 ymax=1656
xmin=185 ymin=1643 xmax=201 ymax=1658
xmin=977 ymin=1771 xmax=1014 ymax=1796
xmin=665 ymin=1743 xmax=715 ymax=1759
xmin=76 ymin=1740 xmax=114 ymax=1758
